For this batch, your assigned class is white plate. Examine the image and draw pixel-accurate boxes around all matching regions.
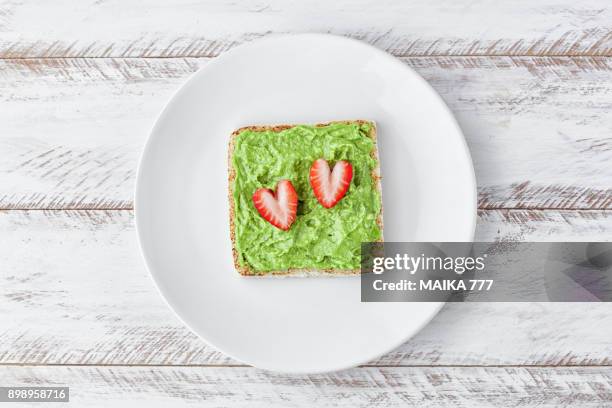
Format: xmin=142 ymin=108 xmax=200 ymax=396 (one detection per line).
xmin=135 ymin=34 xmax=476 ymax=373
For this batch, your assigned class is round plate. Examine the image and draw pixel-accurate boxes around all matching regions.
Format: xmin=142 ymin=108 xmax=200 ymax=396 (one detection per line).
xmin=135 ymin=34 xmax=476 ymax=373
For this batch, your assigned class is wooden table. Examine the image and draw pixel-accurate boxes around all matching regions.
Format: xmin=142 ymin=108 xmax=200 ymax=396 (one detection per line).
xmin=1 ymin=1 xmax=611 ymax=406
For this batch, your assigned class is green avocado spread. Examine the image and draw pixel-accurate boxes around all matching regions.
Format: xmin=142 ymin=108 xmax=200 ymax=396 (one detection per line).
xmin=231 ymin=122 xmax=382 ymax=273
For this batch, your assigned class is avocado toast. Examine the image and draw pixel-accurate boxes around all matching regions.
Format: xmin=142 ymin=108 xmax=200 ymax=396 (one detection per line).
xmin=228 ymin=120 xmax=383 ymax=276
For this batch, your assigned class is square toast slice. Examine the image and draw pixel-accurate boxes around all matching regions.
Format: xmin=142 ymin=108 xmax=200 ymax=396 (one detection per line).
xmin=228 ymin=120 xmax=383 ymax=276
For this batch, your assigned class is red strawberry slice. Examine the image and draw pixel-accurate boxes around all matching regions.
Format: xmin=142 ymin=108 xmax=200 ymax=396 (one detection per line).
xmin=309 ymin=159 xmax=353 ymax=208
xmin=252 ymin=179 xmax=298 ymax=230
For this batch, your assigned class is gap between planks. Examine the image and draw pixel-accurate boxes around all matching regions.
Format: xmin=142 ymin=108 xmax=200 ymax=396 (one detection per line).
xmin=1 ymin=363 xmax=612 ymax=368
xmin=6 ymin=55 xmax=584 ymax=61
xmin=1 ymin=54 xmax=611 ymax=60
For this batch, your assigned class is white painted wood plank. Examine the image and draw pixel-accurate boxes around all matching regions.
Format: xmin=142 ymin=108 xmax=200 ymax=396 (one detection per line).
xmin=1 ymin=209 xmax=611 ymax=367
xmin=0 ymin=0 xmax=610 ymax=58
xmin=0 ymin=366 xmax=610 ymax=407
xmin=0 ymin=57 xmax=610 ymax=209
xmin=476 ymin=209 xmax=612 ymax=242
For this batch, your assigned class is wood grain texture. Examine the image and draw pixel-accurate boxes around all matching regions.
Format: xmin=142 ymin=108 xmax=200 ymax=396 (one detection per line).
xmin=1 ymin=209 xmax=611 ymax=367
xmin=0 ymin=0 xmax=610 ymax=58
xmin=1 ymin=2 xmax=610 ymax=403
xmin=0 ymin=366 xmax=610 ymax=407
xmin=0 ymin=57 xmax=610 ymax=210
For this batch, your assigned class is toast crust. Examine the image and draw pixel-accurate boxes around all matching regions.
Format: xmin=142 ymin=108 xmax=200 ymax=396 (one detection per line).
xmin=228 ymin=120 xmax=384 ymax=276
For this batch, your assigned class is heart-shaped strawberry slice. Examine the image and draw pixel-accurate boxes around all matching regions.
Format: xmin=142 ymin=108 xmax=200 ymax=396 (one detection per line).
xmin=252 ymin=179 xmax=298 ymax=230
xmin=309 ymin=159 xmax=353 ymax=208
